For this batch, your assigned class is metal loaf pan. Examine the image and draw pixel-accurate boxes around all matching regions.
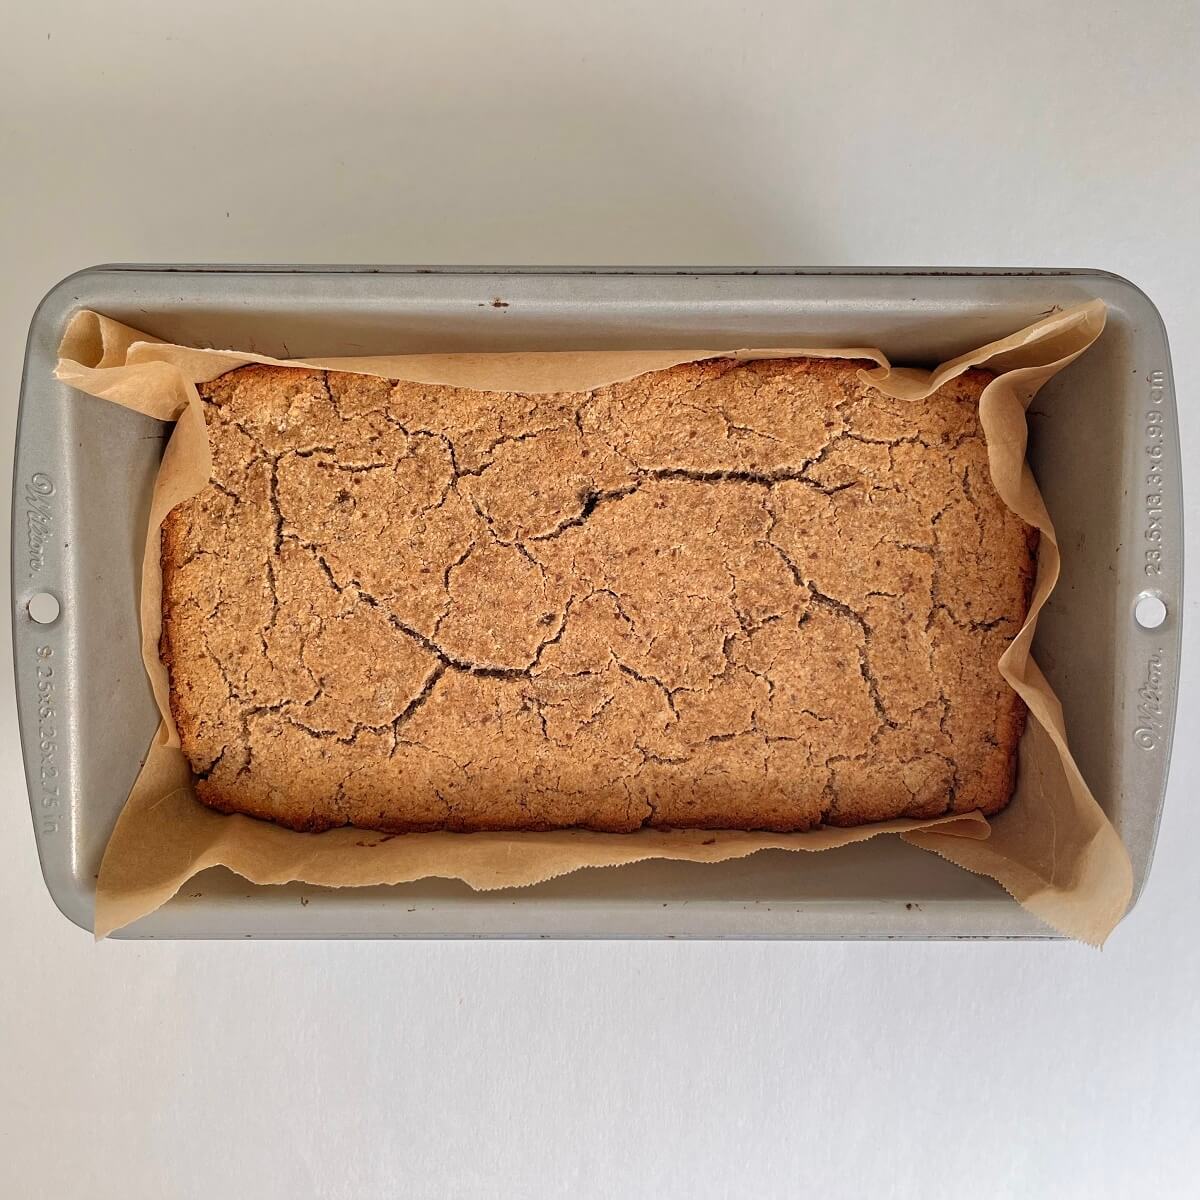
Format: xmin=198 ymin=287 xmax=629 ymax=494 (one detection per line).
xmin=12 ymin=267 xmax=1182 ymax=939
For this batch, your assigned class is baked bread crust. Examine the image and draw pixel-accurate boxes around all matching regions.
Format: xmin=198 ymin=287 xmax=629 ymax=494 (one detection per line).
xmin=161 ymin=358 xmax=1036 ymax=833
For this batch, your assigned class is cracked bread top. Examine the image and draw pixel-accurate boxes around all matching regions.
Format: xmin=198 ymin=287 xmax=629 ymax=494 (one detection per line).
xmin=160 ymin=357 xmax=1036 ymax=833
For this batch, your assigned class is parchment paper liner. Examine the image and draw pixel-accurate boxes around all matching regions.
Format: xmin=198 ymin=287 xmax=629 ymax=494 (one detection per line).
xmin=54 ymin=301 xmax=1130 ymax=942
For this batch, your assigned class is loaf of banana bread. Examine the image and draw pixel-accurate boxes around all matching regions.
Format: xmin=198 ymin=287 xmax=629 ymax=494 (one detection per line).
xmin=160 ymin=357 xmax=1035 ymax=833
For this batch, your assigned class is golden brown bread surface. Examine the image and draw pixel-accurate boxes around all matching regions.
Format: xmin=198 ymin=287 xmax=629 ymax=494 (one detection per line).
xmin=161 ymin=358 xmax=1036 ymax=833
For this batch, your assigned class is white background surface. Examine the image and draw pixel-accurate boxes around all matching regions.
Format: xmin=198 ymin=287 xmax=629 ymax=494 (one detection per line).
xmin=2 ymin=3 xmax=1198 ymax=1197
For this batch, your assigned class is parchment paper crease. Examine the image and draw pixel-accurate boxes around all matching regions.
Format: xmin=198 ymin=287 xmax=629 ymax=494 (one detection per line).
xmin=54 ymin=300 xmax=1132 ymax=942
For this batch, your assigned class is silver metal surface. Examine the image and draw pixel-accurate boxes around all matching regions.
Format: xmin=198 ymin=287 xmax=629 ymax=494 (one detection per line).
xmin=12 ymin=266 xmax=1182 ymax=939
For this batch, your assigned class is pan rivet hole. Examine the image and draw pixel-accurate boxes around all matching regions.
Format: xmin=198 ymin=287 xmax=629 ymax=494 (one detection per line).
xmin=28 ymin=592 xmax=60 ymax=625
xmin=1134 ymin=592 xmax=1167 ymax=630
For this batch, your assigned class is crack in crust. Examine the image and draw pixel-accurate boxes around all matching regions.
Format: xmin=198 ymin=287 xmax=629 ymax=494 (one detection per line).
xmin=160 ymin=358 xmax=1036 ymax=834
